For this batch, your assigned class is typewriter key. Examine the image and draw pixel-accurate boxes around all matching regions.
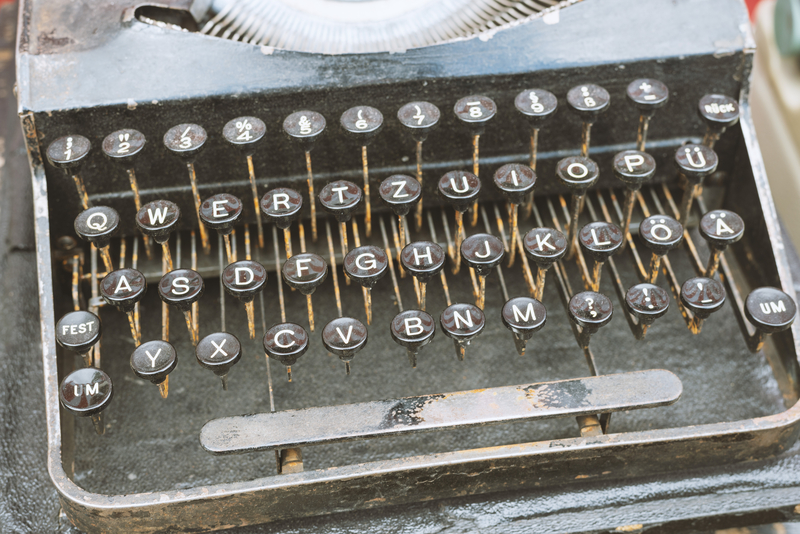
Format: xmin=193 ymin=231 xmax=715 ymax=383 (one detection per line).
xmin=196 ymin=332 xmax=242 ymax=390
xmin=56 ymin=310 xmax=101 ymax=367
xmin=264 ymin=323 xmax=310 ymax=382
xmin=439 ymin=170 xmax=481 ymax=274
xmin=556 ymin=156 xmax=600 ymax=257
xmin=322 ymin=317 xmax=368 ymax=375
xmin=675 ymin=144 xmax=719 ymax=225
xmin=454 ymin=95 xmax=496 ymax=225
xmin=398 ymin=101 xmax=440 ymax=228
xmin=131 ymin=340 xmax=177 ymax=398
xmin=100 ymin=268 xmax=146 ymax=346
xmin=612 ymin=150 xmax=656 ymax=244
xmin=501 ymin=297 xmax=546 ymax=356
xmin=625 ymin=283 xmax=670 ymax=337
xmin=319 ymin=180 xmax=362 ymax=259
xmin=261 ymin=188 xmax=303 ymax=259
xmin=460 ymin=234 xmax=504 ymax=309
xmin=74 ymin=206 xmax=119 ymax=273
xmin=566 ymin=84 xmax=610 ymax=156
xmin=568 ymin=291 xmax=613 ymax=350
xmin=440 ymin=303 xmax=485 ymax=361
xmin=46 ymin=134 xmax=92 ymax=210
xmin=222 ymin=260 xmax=267 ymax=339
xmin=698 ymin=94 xmax=739 ymax=149
xmin=159 ymin=269 xmax=204 ymax=346
xmin=515 ymin=88 xmax=557 ymax=168
xmin=745 ymin=287 xmax=797 ymax=351
xmin=626 ymin=79 xmax=668 ymax=150
xmin=401 ymin=241 xmax=446 ymax=311
xmin=390 ymin=310 xmax=436 ymax=368
xmin=282 ymin=253 xmax=328 ymax=332
xmin=164 ymin=123 xmax=210 ymax=252
xmin=224 ymin=116 xmax=267 ymax=247
xmin=681 ymin=277 xmax=725 ymax=333
xmin=344 ymin=246 xmax=388 ymax=324
xmin=523 ymin=227 xmax=568 ymax=300
xmin=284 ymin=110 xmax=326 ymax=242
xmin=59 ymin=367 xmax=113 ymax=435
xmin=494 ymin=163 xmax=537 ymax=266
xmin=699 ymin=209 xmax=744 ymax=277
xmin=639 ymin=215 xmax=684 ymax=283
xmin=379 ymin=175 xmax=421 ymax=250
xmin=579 ymin=222 xmax=623 ymax=291
xmin=136 ymin=200 xmax=180 ymax=270
xmin=200 ymin=193 xmax=243 ymax=264
xmin=341 ymin=105 xmax=383 ymax=237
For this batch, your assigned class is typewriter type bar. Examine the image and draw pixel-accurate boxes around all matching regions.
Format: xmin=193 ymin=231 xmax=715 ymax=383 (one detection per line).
xmin=201 ymin=369 xmax=682 ymax=454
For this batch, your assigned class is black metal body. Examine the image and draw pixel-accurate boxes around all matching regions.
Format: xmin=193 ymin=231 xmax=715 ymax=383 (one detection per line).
xmin=15 ymin=0 xmax=800 ymax=532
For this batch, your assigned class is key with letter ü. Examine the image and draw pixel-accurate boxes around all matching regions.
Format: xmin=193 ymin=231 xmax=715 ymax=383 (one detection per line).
xmin=159 ymin=269 xmax=204 ymax=346
xmin=100 ymin=268 xmax=146 ymax=346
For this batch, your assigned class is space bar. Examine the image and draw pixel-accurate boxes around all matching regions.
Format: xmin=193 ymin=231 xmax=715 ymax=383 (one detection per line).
xmin=200 ymin=369 xmax=682 ymax=454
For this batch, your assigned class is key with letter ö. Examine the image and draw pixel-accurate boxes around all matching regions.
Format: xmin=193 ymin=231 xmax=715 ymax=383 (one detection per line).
xmin=440 ymin=303 xmax=486 ymax=361
xmin=56 ymin=310 xmax=101 ymax=367
xmin=196 ymin=332 xmax=242 ymax=391
xmin=322 ymin=317 xmax=368 ymax=375
xmin=59 ymin=367 xmax=113 ymax=435
xmin=264 ymin=323 xmax=310 ymax=382
xmin=639 ymin=215 xmax=683 ymax=284
xmin=391 ymin=310 xmax=436 ymax=368
xmin=131 ymin=340 xmax=177 ymax=399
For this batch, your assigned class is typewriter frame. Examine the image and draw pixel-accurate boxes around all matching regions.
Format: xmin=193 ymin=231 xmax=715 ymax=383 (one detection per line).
xmin=17 ymin=0 xmax=800 ymax=531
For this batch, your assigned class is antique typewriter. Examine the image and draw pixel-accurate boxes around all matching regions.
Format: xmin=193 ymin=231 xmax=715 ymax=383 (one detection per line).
xmin=16 ymin=0 xmax=800 ymax=532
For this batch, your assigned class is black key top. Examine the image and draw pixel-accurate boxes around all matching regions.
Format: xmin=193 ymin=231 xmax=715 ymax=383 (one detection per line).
xmin=568 ymin=291 xmax=613 ymax=331
xmin=222 ymin=116 xmax=266 ymax=154
xmin=200 ymin=193 xmax=243 ymax=236
xmin=136 ymin=200 xmax=181 ymax=244
xmin=56 ymin=310 xmax=101 ymax=366
xmin=159 ymin=268 xmax=204 ymax=345
xmin=344 ymin=245 xmax=388 ymax=324
xmin=264 ymin=322 xmax=310 ymax=382
xmin=283 ymin=110 xmax=326 ymax=148
xmin=680 ymin=277 xmax=726 ymax=321
xmin=74 ymin=206 xmax=120 ymax=273
xmin=461 ymin=233 xmax=504 ymax=309
xmin=514 ymin=88 xmax=557 ymax=127
xmin=625 ymin=283 xmax=670 ymax=327
xmin=131 ymin=340 xmax=178 ymax=398
xmin=319 ymin=180 xmax=362 ymax=223
xmin=390 ymin=310 xmax=436 ymax=368
xmin=440 ymin=303 xmax=485 ymax=361
xmin=260 ymin=188 xmax=303 ymax=230
xmin=454 ymin=95 xmax=496 ymax=135
xmin=163 ymin=123 xmax=207 ymax=160
xmin=699 ymin=209 xmax=745 ymax=277
xmin=626 ymin=78 xmax=669 ymax=116
xmin=523 ymin=227 xmax=568 ymax=300
xmin=745 ymin=287 xmax=797 ymax=334
xmin=340 ymin=105 xmax=383 ymax=142
xmin=322 ymin=317 xmax=368 ymax=375
xmin=639 ymin=214 xmax=683 ymax=284
xmin=379 ymin=175 xmax=421 ymax=218
xmin=698 ymin=94 xmax=740 ymax=132
xmin=438 ymin=171 xmax=481 ymax=212
xmin=501 ymin=297 xmax=546 ymax=356
xmin=401 ymin=241 xmax=446 ymax=311
xmin=282 ymin=253 xmax=328 ymax=332
xmin=47 ymin=134 xmax=91 ymax=171
xmin=566 ymin=84 xmax=610 ymax=121
xmin=59 ymin=367 xmax=113 ymax=435
xmin=675 ymin=144 xmax=719 ymax=182
xmin=493 ymin=163 xmax=537 ymax=206
xmin=613 ymin=150 xmax=656 ymax=191
xmin=397 ymin=101 xmax=440 ymax=142
xmin=222 ymin=260 xmax=268 ymax=339
xmin=556 ymin=156 xmax=600 ymax=192
xmin=101 ymin=268 xmax=147 ymax=313
xmin=102 ymin=128 xmax=146 ymax=163
xmin=196 ymin=332 xmax=242 ymax=390
xmin=579 ymin=221 xmax=624 ymax=263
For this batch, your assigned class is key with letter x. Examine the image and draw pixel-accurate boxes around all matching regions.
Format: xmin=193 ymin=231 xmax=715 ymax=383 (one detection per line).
xmin=196 ymin=332 xmax=242 ymax=390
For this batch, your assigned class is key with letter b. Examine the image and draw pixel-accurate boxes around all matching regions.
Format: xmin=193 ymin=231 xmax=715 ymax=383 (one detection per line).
xmin=391 ymin=310 xmax=436 ymax=368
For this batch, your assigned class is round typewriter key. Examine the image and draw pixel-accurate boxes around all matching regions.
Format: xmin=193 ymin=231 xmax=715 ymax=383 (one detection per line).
xmin=59 ymin=367 xmax=113 ymax=435
xmin=698 ymin=94 xmax=740 ymax=131
xmin=282 ymin=253 xmax=328 ymax=331
xmin=345 ymin=245 xmax=388 ymax=324
xmin=461 ymin=233 xmax=504 ymax=309
xmin=56 ymin=310 xmax=101 ymax=366
xmin=699 ymin=209 xmax=745 ymax=248
xmin=101 ymin=268 xmax=147 ymax=313
xmin=640 ymin=215 xmax=683 ymax=255
xmin=340 ymin=105 xmax=383 ymax=140
xmin=626 ymin=79 xmax=669 ymax=114
xmin=163 ymin=123 xmax=207 ymax=159
xmin=260 ymin=188 xmax=303 ymax=229
xmin=524 ymin=227 xmax=568 ymax=300
xmin=745 ymin=287 xmax=797 ymax=334
xmin=319 ymin=180 xmax=362 ymax=223
xmin=196 ymin=332 xmax=242 ymax=390
xmin=379 ymin=175 xmax=421 ymax=217
xmin=514 ymin=88 xmax=557 ymax=126
xmin=74 ymin=206 xmax=120 ymax=273
xmin=284 ymin=110 xmax=326 ymax=145
xmin=264 ymin=323 xmax=310 ymax=382
xmin=47 ymin=134 xmax=91 ymax=170
xmin=137 ymin=200 xmax=180 ymax=244
xmin=223 ymin=260 xmax=267 ymax=338
xmin=131 ymin=340 xmax=178 ymax=398
xmin=579 ymin=221 xmax=624 ymax=262
xmin=567 ymin=84 xmax=610 ymax=120
xmin=494 ymin=163 xmax=536 ymax=205
xmin=398 ymin=101 xmax=441 ymax=141
xmin=401 ymin=241 xmax=445 ymax=311
xmin=681 ymin=277 xmax=726 ymax=323
xmin=501 ymin=297 xmax=546 ymax=356
xmin=223 ymin=116 xmax=266 ymax=151
xmin=675 ymin=144 xmax=718 ymax=181
xmin=199 ymin=193 xmax=242 ymax=236
xmin=626 ymin=283 xmax=670 ymax=326
xmin=102 ymin=129 xmax=146 ymax=162
xmin=322 ymin=317 xmax=368 ymax=375
xmin=613 ymin=150 xmax=656 ymax=190
xmin=159 ymin=268 xmax=204 ymax=345
xmin=556 ymin=156 xmax=600 ymax=191
xmin=440 ymin=303 xmax=485 ymax=361
xmin=454 ymin=95 xmax=497 ymax=132
xmin=568 ymin=291 xmax=613 ymax=332
xmin=438 ymin=171 xmax=481 ymax=212
xmin=391 ymin=310 xmax=436 ymax=368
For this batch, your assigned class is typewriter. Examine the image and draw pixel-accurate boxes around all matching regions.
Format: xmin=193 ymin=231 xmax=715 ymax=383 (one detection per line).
xmin=16 ymin=0 xmax=800 ymax=532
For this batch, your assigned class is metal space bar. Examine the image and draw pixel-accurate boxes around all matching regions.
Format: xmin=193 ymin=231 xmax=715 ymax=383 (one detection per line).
xmin=200 ymin=369 xmax=682 ymax=454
